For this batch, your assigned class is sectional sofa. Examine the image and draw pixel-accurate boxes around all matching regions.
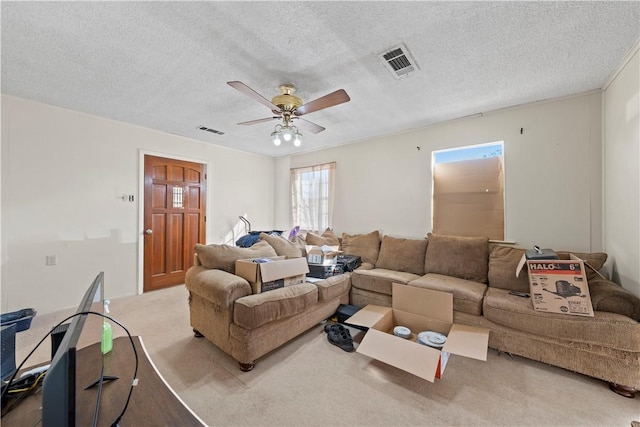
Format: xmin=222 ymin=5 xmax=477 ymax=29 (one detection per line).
xmin=185 ymin=230 xmax=640 ymax=397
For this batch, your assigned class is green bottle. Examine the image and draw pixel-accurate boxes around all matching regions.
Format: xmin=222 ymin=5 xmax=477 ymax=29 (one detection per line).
xmin=101 ymin=300 xmax=113 ymax=354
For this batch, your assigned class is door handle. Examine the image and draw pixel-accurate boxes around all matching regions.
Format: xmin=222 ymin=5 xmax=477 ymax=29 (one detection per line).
xmin=145 ymin=229 xmax=153 ymax=235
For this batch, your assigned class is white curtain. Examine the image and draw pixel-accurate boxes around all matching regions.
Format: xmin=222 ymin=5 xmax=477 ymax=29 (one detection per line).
xmin=290 ymin=162 xmax=336 ymax=232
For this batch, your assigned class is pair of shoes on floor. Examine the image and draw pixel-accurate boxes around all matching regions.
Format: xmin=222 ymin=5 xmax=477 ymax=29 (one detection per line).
xmin=324 ymin=322 xmax=354 ymax=352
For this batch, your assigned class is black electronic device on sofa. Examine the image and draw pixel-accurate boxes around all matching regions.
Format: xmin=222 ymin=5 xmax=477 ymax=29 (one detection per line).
xmin=308 ymin=264 xmax=344 ymax=279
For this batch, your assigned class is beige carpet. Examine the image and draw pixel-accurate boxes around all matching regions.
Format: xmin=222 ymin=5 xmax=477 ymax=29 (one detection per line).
xmin=14 ymin=285 xmax=640 ymax=426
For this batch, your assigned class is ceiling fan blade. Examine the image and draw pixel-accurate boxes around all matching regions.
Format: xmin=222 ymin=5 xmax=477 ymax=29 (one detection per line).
xmin=227 ymin=81 xmax=281 ymax=112
xmin=237 ymin=116 xmax=281 ymax=126
xmin=292 ymin=117 xmax=325 ymax=134
xmin=294 ymin=89 xmax=350 ymax=116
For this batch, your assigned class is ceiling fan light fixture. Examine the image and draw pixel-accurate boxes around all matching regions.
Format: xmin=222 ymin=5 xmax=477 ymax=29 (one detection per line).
xmin=293 ymin=131 xmax=302 ymax=147
xmin=271 ymin=130 xmax=282 ymax=146
xmin=271 ymin=124 xmax=302 ymax=147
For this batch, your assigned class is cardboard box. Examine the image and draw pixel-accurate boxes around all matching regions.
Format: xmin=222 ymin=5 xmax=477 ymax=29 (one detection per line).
xmin=305 ymin=245 xmax=341 ymax=265
xmin=516 ymin=253 xmax=594 ymax=317
xmin=235 ymin=257 xmax=309 ymax=294
xmin=346 ymin=283 xmax=489 ymax=382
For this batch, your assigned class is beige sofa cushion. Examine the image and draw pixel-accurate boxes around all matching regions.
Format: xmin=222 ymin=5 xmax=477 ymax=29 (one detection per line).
xmin=488 ymin=245 xmax=531 ymax=293
xmin=589 ymin=279 xmax=640 ymax=320
xmin=375 ymin=236 xmax=428 ymax=275
xmin=483 ymin=287 xmax=640 ymax=352
xmin=341 ymin=230 xmax=381 ymax=265
xmin=305 ymin=229 xmax=340 ymax=246
xmin=425 ymin=233 xmax=489 ymax=283
xmin=260 ymin=233 xmax=302 ymax=258
xmin=314 ymin=274 xmax=351 ymax=302
xmin=195 ymin=241 xmax=277 ymax=273
xmin=233 ymin=283 xmax=319 ymax=329
xmin=557 ymin=251 xmax=607 ymax=281
xmin=408 ymin=274 xmax=486 ymax=316
xmin=351 ymin=268 xmax=420 ymax=296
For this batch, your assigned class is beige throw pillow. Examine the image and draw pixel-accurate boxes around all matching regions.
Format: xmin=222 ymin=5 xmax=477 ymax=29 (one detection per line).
xmin=556 ymin=251 xmax=608 ymax=281
xmin=195 ymin=240 xmax=277 ymax=273
xmin=341 ymin=230 xmax=382 ymax=265
xmin=487 ymin=244 xmax=531 ymax=293
xmin=259 ymin=233 xmax=302 ymax=258
xmin=375 ymin=235 xmax=428 ymax=275
xmin=305 ymin=228 xmax=340 ymax=247
xmin=425 ymin=233 xmax=489 ymax=283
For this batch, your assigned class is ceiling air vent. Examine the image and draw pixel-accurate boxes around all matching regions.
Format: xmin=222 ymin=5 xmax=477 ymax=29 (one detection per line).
xmin=198 ymin=126 xmax=225 ymax=135
xmin=379 ymin=43 xmax=418 ymax=78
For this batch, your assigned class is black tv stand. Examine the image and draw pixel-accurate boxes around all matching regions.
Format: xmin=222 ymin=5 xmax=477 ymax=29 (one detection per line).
xmin=84 ymin=374 xmax=119 ymax=390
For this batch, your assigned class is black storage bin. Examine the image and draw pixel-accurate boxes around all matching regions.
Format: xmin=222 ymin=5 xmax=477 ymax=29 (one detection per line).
xmin=0 ymin=308 xmax=36 ymax=333
xmin=1 ymin=324 xmax=17 ymax=380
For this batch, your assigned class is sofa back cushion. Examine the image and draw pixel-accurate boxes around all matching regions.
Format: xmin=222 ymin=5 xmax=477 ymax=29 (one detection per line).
xmin=556 ymin=251 xmax=608 ymax=281
xmin=305 ymin=229 xmax=340 ymax=247
xmin=341 ymin=230 xmax=382 ymax=265
xmin=375 ymin=235 xmax=428 ymax=275
xmin=259 ymin=233 xmax=303 ymax=258
xmin=487 ymin=244 xmax=531 ymax=293
xmin=425 ymin=233 xmax=489 ymax=283
xmin=195 ymin=240 xmax=277 ymax=273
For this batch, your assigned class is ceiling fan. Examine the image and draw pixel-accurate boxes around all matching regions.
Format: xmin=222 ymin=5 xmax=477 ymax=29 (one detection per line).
xmin=227 ymin=81 xmax=350 ymax=146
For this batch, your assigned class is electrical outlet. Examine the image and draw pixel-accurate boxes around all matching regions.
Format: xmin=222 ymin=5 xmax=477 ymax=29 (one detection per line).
xmin=46 ymin=255 xmax=57 ymax=266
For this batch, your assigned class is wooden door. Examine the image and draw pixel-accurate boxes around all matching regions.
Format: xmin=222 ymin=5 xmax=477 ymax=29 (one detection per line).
xmin=143 ymin=155 xmax=206 ymax=292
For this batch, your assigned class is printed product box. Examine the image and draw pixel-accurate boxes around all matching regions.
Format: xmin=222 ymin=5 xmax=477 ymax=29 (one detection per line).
xmin=345 ymin=283 xmax=489 ymax=382
xmin=305 ymin=245 xmax=341 ymax=265
xmin=235 ymin=257 xmax=309 ymax=294
xmin=516 ymin=253 xmax=594 ymax=317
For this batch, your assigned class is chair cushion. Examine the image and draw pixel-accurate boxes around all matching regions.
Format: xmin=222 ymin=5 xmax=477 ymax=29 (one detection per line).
xmin=425 ymin=233 xmax=489 ymax=283
xmin=234 ymin=283 xmax=319 ymax=329
xmin=260 ymin=233 xmax=302 ymax=258
xmin=195 ymin=241 xmax=277 ymax=273
xmin=482 ymin=287 xmax=640 ymax=351
xmin=341 ymin=230 xmax=382 ymax=265
xmin=351 ymin=268 xmax=420 ymax=296
xmin=409 ymin=274 xmax=486 ymax=316
xmin=375 ymin=235 xmax=428 ymax=275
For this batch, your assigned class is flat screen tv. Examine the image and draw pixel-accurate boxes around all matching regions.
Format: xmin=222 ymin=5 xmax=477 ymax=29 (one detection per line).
xmin=41 ymin=272 xmax=111 ymax=426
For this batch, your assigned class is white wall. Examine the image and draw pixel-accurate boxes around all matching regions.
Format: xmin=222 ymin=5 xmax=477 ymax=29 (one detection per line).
xmin=280 ymin=91 xmax=603 ymax=253
xmin=1 ymin=95 xmax=275 ymax=314
xmin=603 ymin=47 xmax=640 ymax=298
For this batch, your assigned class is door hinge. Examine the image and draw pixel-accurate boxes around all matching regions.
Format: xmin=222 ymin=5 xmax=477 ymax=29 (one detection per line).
xmin=204 ymin=216 xmax=206 ymax=222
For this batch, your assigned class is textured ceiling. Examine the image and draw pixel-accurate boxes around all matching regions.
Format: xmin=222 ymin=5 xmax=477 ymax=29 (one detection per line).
xmin=2 ymin=1 xmax=639 ymax=158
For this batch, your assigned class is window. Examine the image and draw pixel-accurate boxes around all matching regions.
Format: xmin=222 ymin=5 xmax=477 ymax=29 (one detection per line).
xmin=290 ymin=162 xmax=336 ymax=232
xmin=432 ymin=142 xmax=504 ymax=240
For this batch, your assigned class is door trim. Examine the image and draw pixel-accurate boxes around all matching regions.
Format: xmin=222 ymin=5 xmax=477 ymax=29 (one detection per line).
xmin=137 ymin=149 xmax=211 ymax=295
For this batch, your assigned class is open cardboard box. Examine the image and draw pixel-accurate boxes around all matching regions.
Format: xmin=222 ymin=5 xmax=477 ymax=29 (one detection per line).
xmin=346 ymin=283 xmax=489 ymax=382
xmin=516 ymin=253 xmax=594 ymax=317
xmin=235 ymin=256 xmax=309 ymax=294
xmin=305 ymin=245 xmax=341 ymax=265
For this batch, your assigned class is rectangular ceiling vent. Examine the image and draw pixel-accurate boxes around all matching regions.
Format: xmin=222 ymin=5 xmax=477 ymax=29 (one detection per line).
xmin=198 ymin=126 xmax=225 ymax=136
xmin=379 ymin=43 xmax=419 ymax=78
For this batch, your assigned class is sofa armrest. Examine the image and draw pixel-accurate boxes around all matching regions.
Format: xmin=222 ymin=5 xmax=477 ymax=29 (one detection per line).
xmin=186 ymin=266 xmax=252 ymax=307
xmin=589 ymin=278 xmax=640 ymax=321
